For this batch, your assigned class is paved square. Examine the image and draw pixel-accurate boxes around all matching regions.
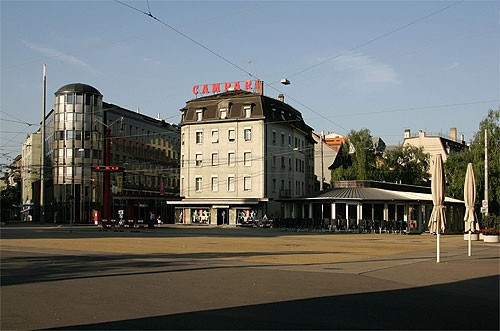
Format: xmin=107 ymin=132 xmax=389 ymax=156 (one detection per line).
xmin=1 ymin=225 xmax=499 ymax=330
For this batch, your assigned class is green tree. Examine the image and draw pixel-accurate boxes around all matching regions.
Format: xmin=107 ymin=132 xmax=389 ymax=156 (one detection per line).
xmin=445 ymin=108 xmax=500 ymax=216
xmin=348 ymin=128 xmax=376 ymax=180
xmin=331 ymin=141 xmax=354 ymax=181
xmin=1 ymin=185 xmax=18 ymax=221
xmin=383 ymin=145 xmax=430 ymax=185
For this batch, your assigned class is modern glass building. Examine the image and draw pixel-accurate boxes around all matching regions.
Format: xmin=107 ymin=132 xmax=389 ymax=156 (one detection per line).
xmin=37 ymin=83 xmax=180 ymax=223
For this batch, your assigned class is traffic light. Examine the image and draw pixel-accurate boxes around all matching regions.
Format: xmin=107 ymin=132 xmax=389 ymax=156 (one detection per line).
xmin=92 ymin=166 xmax=125 ymax=172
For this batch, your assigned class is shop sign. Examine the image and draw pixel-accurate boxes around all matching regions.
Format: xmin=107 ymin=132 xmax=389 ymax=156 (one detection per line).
xmin=192 ymin=79 xmax=261 ymax=95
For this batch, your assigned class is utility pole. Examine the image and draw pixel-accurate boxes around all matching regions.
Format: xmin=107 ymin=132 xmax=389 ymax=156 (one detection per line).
xmin=484 ymin=128 xmax=489 ymax=216
xmin=40 ymin=64 xmax=46 ymax=224
xmin=320 ymin=131 xmax=324 ymax=191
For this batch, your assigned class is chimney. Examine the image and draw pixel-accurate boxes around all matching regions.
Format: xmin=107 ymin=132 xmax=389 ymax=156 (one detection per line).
xmin=404 ymin=128 xmax=411 ymax=139
xmin=256 ymin=80 xmax=264 ymax=95
xmin=450 ymin=128 xmax=457 ymax=141
xmin=278 ymin=94 xmax=285 ymax=102
xmin=419 ymin=130 xmax=425 ymax=138
xmin=460 ymin=133 xmax=465 ymax=143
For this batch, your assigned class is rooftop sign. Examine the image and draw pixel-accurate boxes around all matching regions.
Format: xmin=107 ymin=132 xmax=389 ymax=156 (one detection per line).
xmin=192 ymin=79 xmax=261 ymax=95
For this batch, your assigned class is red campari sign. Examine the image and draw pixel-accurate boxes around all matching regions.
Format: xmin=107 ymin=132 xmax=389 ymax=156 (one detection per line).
xmin=192 ymin=79 xmax=261 ymax=95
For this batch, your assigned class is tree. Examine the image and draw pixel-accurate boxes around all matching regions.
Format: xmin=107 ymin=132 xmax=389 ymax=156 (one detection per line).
xmin=331 ymin=129 xmax=430 ymax=185
xmin=1 ymin=185 xmax=18 ymax=221
xmin=331 ymin=128 xmax=376 ymax=182
xmin=445 ymin=108 xmax=500 ymax=217
xmin=383 ymin=145 xmax=430 ymax=185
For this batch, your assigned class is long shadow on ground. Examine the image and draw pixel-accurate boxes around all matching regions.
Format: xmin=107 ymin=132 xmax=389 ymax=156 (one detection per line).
xmin=49 ymin=275 xmax=499 ymax=330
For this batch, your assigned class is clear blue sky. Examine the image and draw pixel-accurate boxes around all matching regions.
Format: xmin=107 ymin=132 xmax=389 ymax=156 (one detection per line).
xmin=1 ymin=0 xmax=499 ymax=169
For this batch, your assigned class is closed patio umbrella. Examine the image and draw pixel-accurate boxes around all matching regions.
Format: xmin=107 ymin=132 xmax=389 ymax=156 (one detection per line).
xmin=464 ymin=163 xmax=479 ymax=256
xmin=428 ymin=154 xmax=446 ymax=263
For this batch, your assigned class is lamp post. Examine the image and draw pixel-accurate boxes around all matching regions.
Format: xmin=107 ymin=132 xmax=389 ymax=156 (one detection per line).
xmin=78 ymin=148 xmax=84 ymax=223
xmin=40 ymin=64 xmax=46 ymax=224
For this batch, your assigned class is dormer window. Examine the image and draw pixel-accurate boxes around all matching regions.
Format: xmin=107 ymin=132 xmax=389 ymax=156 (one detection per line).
xmin=196 ymin=109 xmax=203 ymax=121
xmin=244 ymin=105 xmax=251 ymax=118
xmin=220 ymin=108 xmax=227 ymax=119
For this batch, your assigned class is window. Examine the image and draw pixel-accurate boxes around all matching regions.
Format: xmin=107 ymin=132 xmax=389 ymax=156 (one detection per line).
xmin=211 ymin=176 xmax=218 ymax=192
xmin=244 ymin=176 xmax=251 ymax=191
xmin=244 ymin=151 xmax=251 ymax=166
xmin=288 ymin=158 xmax=292 ymax=170
xmin=181 ymin=154 xmax=184 ymax=168
xmin=211 ymin=152 xmax=218 ymax=166
xmin=227 ymin=176 xmax=235 ymax=192
xmin=195 ymin=153 xmax=202 ymax=167
xmin=281 ymin=156 xmax=285 ymax=168
xmin=244 ymin=105 xmax=251 ymax=118
xmin=244 ymin=128 xmax=252 ymax=141
xmin=272 ymin=131 xmax=276 ymax=144
xmin=211 ymin=129 xmax=219 ymax=143
xmin=181 ymin=132 xmax=185 ymax=145
xmin=288 ymin=134 xmax=292 ymax=147
xmin=228 ymin=152 xmax=235 ymax=167
xmin=281 ymin=133 xmax=285 ymax=145
xmin=272 ymin=156 xmax=276 ymax=168
xmin=196 ymin=109 xmax=203 ymax=121
xmin=195 ymin=177 xmax=202 ymax=192
xmin=272 ymin=179 xmax=276 ymax=192
xmin=219 ymin=108 xmax=227 ymax=119
xmin=195 ymin=131 xmax=203 ymax=144
xmin=228 ymin=129 xmax=235 ymax=142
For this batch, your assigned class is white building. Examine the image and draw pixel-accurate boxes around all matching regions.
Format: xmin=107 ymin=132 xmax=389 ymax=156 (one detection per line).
xmin=172 ymin=89 xmax=315 ymax=226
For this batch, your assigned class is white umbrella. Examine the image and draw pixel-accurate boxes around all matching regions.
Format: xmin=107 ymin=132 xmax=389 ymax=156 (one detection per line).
xmin=464 ymin=163 xmax=479 ymax=256
xmin=428 ymin=154 xmax=446 ymax=263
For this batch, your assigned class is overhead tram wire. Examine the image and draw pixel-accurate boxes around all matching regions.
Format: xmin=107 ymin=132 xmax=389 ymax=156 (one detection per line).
xmin=272 ymin=0 xmax=465 ymax=85
xmin=114 ymin=1 xmax=465 ymax=137
xmin=308 ymin=99 xmax=500 ymax=120
xmin=114 ymin=0 xmax=256 ymax=81
xmin=114 ymin=0 xmax=350 ymax=133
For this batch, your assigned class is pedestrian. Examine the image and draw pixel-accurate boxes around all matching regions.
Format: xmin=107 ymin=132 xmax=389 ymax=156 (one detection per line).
xmin=157 ymin=214 xmax=162 ymax=225
xmin=149 ymin=211 xmax=155 ymax=229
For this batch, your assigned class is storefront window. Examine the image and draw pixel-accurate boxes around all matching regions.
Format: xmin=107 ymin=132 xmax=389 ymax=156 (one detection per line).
xmin=237 ymin=209 xmax=257 ymax=226
xmin=191 ymin=209 xmax=210 ymax=224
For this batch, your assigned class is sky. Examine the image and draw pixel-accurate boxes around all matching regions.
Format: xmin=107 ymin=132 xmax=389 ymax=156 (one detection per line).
xmin=1 ymin=0 xmax=499 ymax=171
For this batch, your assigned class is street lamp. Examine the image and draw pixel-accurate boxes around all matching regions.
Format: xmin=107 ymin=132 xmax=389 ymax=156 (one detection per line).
xmin=78 ymin=148 xmax=84 ymax=223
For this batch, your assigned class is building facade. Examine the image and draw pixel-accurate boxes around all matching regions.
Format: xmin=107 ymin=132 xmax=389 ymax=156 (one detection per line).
xmin=21 ymin=130 xmax=42 ymax=220
xmin=172 ymin=89 xmax=315 ymax=226
xmin=28 ymin=83 xmax=180 ymax=224
xmin=403 ymin=128 xmax=466 ymax=163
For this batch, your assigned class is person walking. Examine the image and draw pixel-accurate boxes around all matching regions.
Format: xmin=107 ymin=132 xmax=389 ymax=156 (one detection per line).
xmin=149 ymin=211 xmax=155 ymax=229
